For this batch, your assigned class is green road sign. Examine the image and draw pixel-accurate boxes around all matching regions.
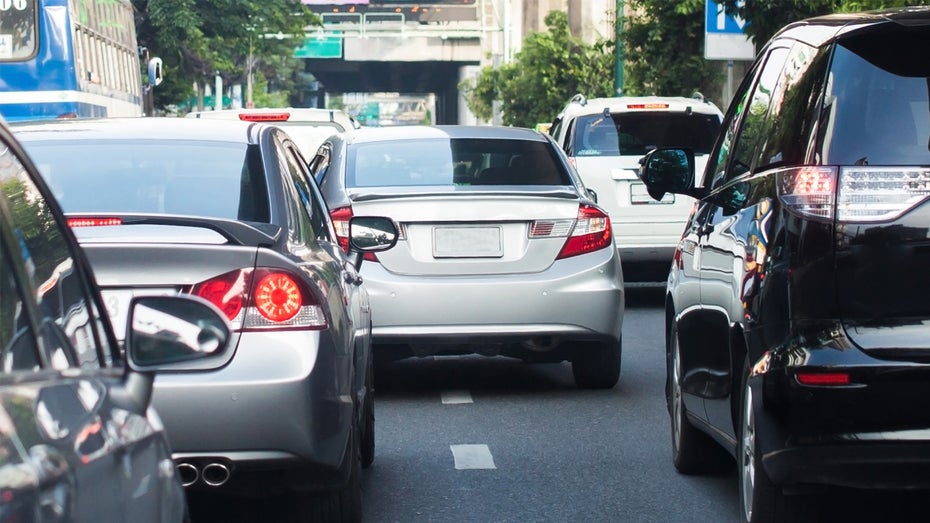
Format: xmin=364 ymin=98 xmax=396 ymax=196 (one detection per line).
xmin=295 ymin=37 xmax=343 ymax=59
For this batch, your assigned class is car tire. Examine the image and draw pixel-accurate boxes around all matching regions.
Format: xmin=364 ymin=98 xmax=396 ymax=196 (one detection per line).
xmin=296 ymin=423 xmax=363 ymax=523
xmin=739 ymin=371 xmax=812 ymax=523
xmin=360 ymin=353 xmax=375 ymax=469
xmin=668 ymin=321 xmax=730 ymax=474
xmin=571 ymin=339 xmax=621 ymax=389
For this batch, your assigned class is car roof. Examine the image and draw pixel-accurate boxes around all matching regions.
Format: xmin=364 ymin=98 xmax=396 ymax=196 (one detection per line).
xmin=557 ymin=94 xmax=723 ymax=119
xmin=343 ymin=125 xmax=550 ymax=145
xmin=186 ymin=107 xmax=360 ymax=129
xmin=11 ymin=117 xmax=267 ymax=145
xmin=773 ymin=5 xmax=930 ymax=48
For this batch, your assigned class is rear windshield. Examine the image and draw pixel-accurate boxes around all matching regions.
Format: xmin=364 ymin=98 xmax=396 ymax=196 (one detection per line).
xmin=823 ymin=28 xmax=930 ymax=166
xmin=23 ymin=140 xmax=270 ymax=222
xmin=347 ymin=138 xmax=571 ymax=187
xmin=570 ymin=112 xmax=721 ymax=157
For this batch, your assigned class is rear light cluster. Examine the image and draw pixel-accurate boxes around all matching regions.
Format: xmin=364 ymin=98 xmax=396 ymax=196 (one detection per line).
xmin=777 ymin=166 xmax=930 ymax=222
xmin=530 ymin=204 xmax=612 ymax=259
xmin=189 ymin=268 xmax=326 ymax=331
xmin=329 ymin=206 xmax=378 ymax=262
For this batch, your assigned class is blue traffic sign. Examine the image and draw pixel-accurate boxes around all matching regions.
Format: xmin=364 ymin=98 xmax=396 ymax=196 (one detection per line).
xmin=705 ymin=0 xmax=749 ymax=34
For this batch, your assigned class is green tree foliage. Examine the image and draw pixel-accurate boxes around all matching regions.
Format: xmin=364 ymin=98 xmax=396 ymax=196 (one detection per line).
xmin=621 ymin=1 xmax=721 ymax=99
xmin=460 ymin=11 xmax=615 ymax=128
xmin=132 ymin=0 xmax=319 ymax=111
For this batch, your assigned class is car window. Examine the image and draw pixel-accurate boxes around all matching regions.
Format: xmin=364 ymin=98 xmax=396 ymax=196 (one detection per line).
xmin=0 ymin=238 xmax=39 ymax=371
xmin=755 ymin=41 xmax=829 ymax=170
xmin=724 ymin=47 xmax=790 ymax=183
xmin=823 ymin=28 xmax=930 ymax=166
xmin=309 ymin=142 xmax=332 ymax=183
xmin=282 ymin=143 xmax=332 ymax=243
xmin=704 ymin=48 xmax=787 ymax=191
xmin=25 ymin=140 xmax=271 ymax=222
xmin=347 ymin=138 xmax=569 ymax=187
xmin=570 ymin=111 xmax=721 ymax=157
xmin=0 ymin=144 xmax=110 ymax=370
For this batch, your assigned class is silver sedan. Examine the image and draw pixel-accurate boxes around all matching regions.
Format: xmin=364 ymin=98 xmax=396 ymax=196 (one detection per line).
xmin=313 ymin=125 xmax=624 ymax=388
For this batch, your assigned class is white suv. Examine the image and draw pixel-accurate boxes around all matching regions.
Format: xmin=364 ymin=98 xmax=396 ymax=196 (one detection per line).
xmin=549 ymin=94 xmax=723 ymax=282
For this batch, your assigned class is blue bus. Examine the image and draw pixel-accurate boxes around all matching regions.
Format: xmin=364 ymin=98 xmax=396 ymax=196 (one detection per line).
xmin=0 ymin=0 xmax=149 ymax=121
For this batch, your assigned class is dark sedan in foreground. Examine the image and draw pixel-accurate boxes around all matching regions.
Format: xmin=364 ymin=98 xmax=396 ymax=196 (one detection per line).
xmin=14 ymin=117 xmax=397 ymax=522
xmin=312 ymin=125 xmax=624 ymax=389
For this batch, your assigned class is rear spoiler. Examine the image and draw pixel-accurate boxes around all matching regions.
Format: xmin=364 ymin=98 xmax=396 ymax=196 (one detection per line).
xmin=348 ymin=187 xmax=580 ymax=202
xmin=64 ymin=213 xmax=282 ymax=248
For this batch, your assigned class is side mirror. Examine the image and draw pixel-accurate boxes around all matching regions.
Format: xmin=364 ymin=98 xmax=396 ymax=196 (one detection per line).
xmin=125 ymin=295 xmax=230 ymax=371
xmin=638 ymin=147 xmax=696 ymax=201
xmin=349 ymin=216 xmax=398 ymax=252
xmin=147 ymin=57 xmax=164 ymax=88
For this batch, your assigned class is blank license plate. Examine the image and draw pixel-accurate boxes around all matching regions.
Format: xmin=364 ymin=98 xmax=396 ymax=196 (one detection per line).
xmin=433 ymin=226 xmax=503 ymax=258
xmin=631 ymin=182 xmax=674 ymax=204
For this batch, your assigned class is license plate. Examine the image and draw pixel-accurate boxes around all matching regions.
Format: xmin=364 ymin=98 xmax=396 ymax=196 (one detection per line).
xmin=630 ymin=182 xmax=674 ymax=204
xmin=432 ymin=226 xmax=503 ymax=258
xmin=101 ymin=288 xmax=176 ymax=340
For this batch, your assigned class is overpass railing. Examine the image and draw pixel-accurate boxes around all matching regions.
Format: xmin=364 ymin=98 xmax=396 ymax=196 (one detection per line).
xmin=315 ymin=12 xmax=488 ymax=40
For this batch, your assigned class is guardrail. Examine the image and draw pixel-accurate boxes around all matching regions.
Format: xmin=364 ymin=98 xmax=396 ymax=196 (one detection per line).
xmin=314 ymin=13 xmax=488 ymax=40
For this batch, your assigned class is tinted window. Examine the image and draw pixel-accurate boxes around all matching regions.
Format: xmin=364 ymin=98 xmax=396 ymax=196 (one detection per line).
xmin=25 ymin=140 xmax=271 ymax=222
xmin=823 ymin=28 xmax=930 ymax=166
xmin=571 ymin=112 xmax=721 ymax=157
xmin=755 ymin=42 xmax=829 ymax=170
xmin=725 ymin=47 xmax=790 ymax=182
xmin=347 ymin=138 xmax=570 ymax=187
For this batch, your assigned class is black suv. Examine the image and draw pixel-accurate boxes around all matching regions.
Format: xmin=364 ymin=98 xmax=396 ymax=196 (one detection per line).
xmin=0 ymin=116 xmax=232 ymax=521
xmin=638 ymin=7 xmax=930 ymax=523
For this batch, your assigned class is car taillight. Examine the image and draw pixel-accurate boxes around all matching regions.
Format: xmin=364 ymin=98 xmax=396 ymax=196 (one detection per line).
xmin=330 ymin=206 xmax=353 ymax=252
xmin=555 ymin=205 xmax=612 ymax=259
xmin=189 ymin=268 xmax=326 ymax=331
xmin=776 ymin=166 xmax=836 ymax=221
xmin=67 ymin=217 xmax=123 ymax=227
xmin=329 ymin=205 xmax=379 ymax=262
xmin=837 ymin=166 xmax=930 ymax=222
xmin=796 ymin=372 xmax=850 ymax=386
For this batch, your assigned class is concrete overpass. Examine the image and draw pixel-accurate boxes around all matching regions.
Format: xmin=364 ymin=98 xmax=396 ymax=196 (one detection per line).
xmin=300 ymin=2 xmax=501 ymax=124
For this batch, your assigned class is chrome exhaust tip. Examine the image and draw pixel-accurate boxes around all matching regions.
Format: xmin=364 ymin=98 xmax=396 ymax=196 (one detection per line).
xmin=176 ymin=462 xmax=199 ymax=487
xmin=201 ymin=462 xmax=231 ymax=487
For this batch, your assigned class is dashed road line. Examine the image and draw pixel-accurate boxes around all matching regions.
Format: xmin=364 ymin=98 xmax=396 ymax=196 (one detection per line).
xmin=441 ymin=390 xmax=473 ymax=404
xmin=450 ymin=444 xmax=496 ymax=470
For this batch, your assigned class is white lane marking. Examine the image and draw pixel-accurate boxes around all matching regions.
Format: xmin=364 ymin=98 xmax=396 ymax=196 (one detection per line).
xmin=441 ymin=390 xmax=473 ymax=404
xmin=450 ymin=444 xmax=496 ymax=470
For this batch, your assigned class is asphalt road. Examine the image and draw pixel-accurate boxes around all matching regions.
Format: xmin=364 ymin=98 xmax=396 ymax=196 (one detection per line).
xmin=188 ymin=288 xmax=928 ymax=522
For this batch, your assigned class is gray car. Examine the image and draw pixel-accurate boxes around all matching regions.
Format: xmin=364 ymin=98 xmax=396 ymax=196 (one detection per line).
xmin=312 ymin=125 xmax=624 ymax=389
xmin=13 ymin=117 xmax=397 ymax=522
xmin=0 ymin=117 xmax=233 ymax=521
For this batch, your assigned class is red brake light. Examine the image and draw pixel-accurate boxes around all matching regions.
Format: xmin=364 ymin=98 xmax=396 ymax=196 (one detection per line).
xmin=557 ymin=205 xmax=612 ymax=259
xmin=190 ymin=270 xmax=249 ymax=322
xmin=796 ymin=372 xmax=850 ymax=386
xmin=238 ymin=112 xmax=291 ymax=122
xmin=67 ymin=217 xmax=122 ymax=227
xmin=189 ymin=268 xmax=327 ymax=331
xmin=254 ymin=273 xmax=301 ymax=322
xmin=626 ymin=103 xmax=669 ymax=109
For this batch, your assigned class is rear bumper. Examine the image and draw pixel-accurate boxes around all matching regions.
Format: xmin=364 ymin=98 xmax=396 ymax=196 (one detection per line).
xmin=364 ymin=247 xmax=624 ymax=352
xmin=151 ymin=330 xmax=352 ymax=473
xmin=754 ymin=324 xmax=930 ymax=489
